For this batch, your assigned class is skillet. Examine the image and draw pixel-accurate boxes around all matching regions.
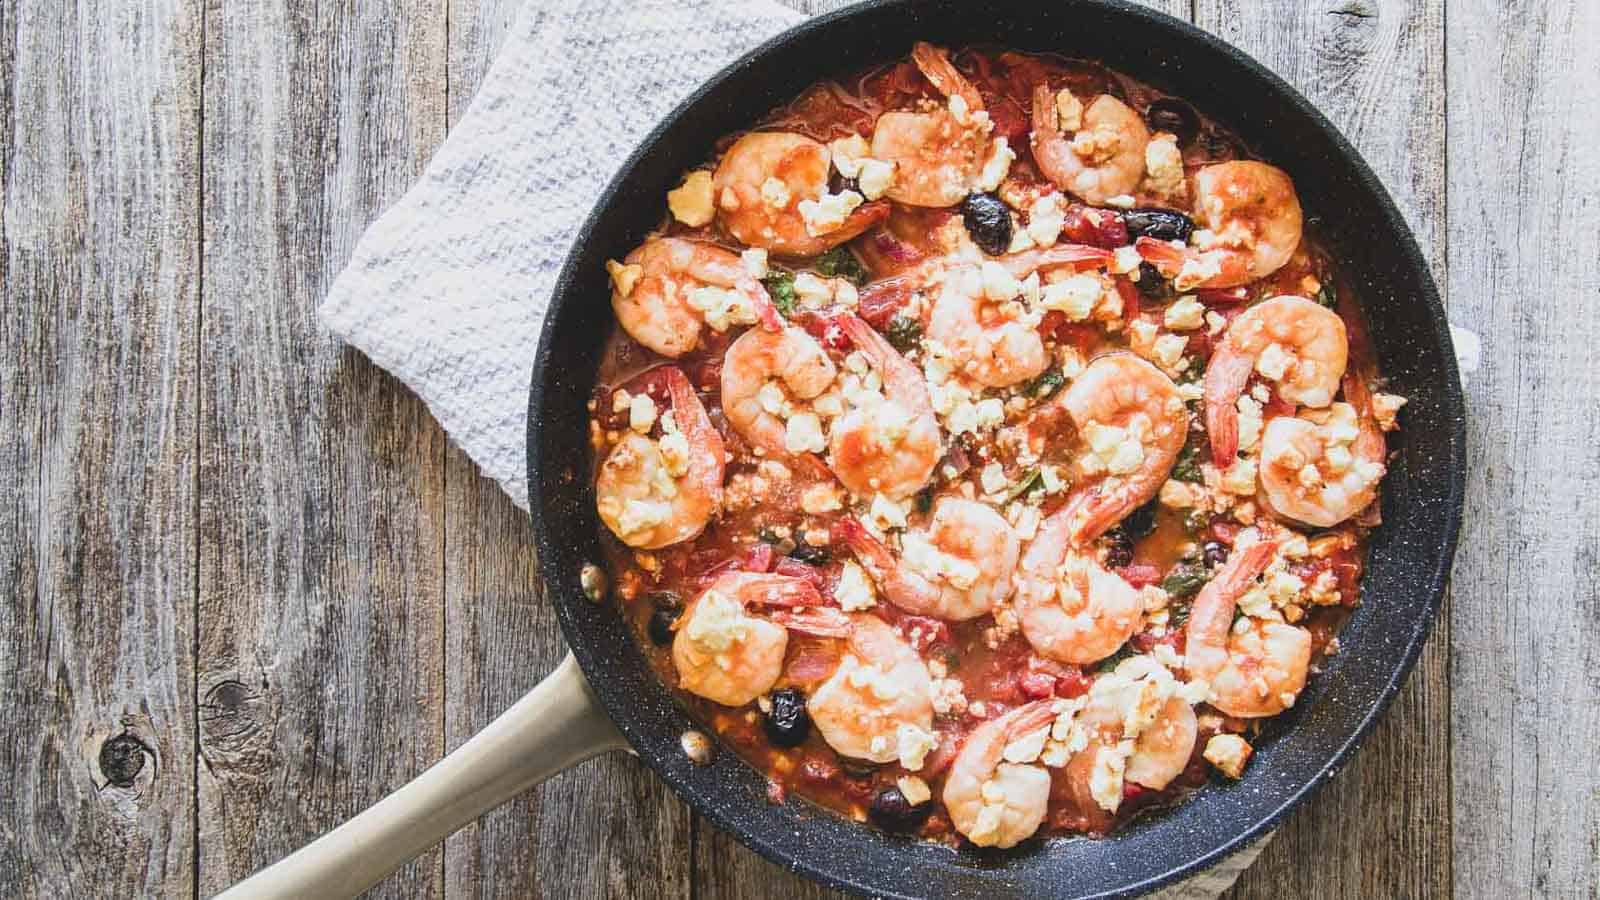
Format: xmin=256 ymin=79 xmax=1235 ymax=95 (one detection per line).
xmin=218 ymin=2 xmax=1466 ymax=897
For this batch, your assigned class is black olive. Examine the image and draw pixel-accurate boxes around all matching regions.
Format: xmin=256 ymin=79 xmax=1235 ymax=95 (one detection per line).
xmin=869 ymin=785 xmax=931 ymax=833
xmin=787 ymin=542 xmax=831 ymax=565
xmin=1135 ymin=262 xmax=1175 ymax=303
xmin=1203 ymin=541 xmax=1230 ymax=569
xmin=1122 ymin=208 xmax=1195 ymax=243
xmin=762 ymin=688 xmax=811 ymax=748
xmin=1123 ymin=499 xmax=1159 ymax=539
xmin=647 ymin=607 xmax=680 ymax=646
xmin=1104 ymin=530 xmax=1135 ymax=569
xmin=1145 ymin=98 xmax=1200 ymax=146
xmin=839 ymin=757 xmax=880 ymax=779
xmin=960 ymin=192 xmax=1013 ymax=256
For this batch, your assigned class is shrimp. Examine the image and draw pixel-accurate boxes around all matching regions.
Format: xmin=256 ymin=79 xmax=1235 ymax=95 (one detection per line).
xmin=595 ymin=367 xmax=725 ymax=549
xmin=1202 ymin=295 xmax=1348 ymax=462
xmin=870 ymin=43 xmax=1002 ymax=208
xmin=942 ymin=701 xmax=1056 ymax=848
xmin=835 ymin=497 xmax=1020 ymax=622
xmin=1030 ymin=85 xmax=1150 ymax=206
xmin=609 ymin=237 xmax=779 ymax=358
xmin=1057 ymin=352 xmax=1188 ymax=544
xmin=925 ymin=264 xmax=1049 ymax=389
xmin=826 ymin=314 xmax=942 ymax=499
xmin=807 ymin=614 xmax=935 ymax=763
xmin=712 ymin=131 xmax=888 ymax=257
xmin=1124 ymin=697 xmax=1198 ymax=790
xmin=1184 ymin=539 xmax=1312 ymax=718
xmin=1013 ymin=507 xmax=1142 ymax=664
xmin=1135 ymin=161 xmax=1303 ymax=290
xmin=672 ymin=572 xmax=843 ymax=707
xmin=720 ymin=325 xmax=839 ymax=455
xmin=1258 ymin=377 xmax=1386 ymax=528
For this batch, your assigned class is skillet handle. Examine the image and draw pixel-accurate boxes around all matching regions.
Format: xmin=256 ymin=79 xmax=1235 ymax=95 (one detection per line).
xmin=214 ymin=653 xmax=626 ymax=900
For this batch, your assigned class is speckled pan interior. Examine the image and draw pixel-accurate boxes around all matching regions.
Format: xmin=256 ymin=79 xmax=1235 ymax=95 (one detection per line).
xmin=527 ymin=2 xmax=1466 ymax=897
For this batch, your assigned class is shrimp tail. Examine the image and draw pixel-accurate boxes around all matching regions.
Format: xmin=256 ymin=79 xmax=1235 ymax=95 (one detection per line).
xmin=1006 ymin=700 xmax=1059 ymax=739
xmin=912 ymin=41 xmax=983 ymax=111
xmin=833 ymin=516 xmax=895 ymax=580
xmin=1184 ymin=539 xmax=1279 ymax=678
xmin=1003 ymin=244 xmax=1115 ymax=278
xmin=769 ymin=607 xmax=852 ymax=638
xmin=1134 ymin=236 xmax=1186 ymax=275
xmin=1201 ymin=343 xmax=1255 ymax=463
xmin=663 ymin=367 xmax=726 ymax=508
xmin=821 ymin=200 xmax=891 ymax=249
xmin=735 ymin=572 xmax=825 ymax=608
xmin=1061 ymin=482 xmax=1127 ymax=546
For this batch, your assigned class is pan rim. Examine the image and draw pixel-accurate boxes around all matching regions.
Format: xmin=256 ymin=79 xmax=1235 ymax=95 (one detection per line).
xmin=528 ymin=1 xmax=1465 ymax=897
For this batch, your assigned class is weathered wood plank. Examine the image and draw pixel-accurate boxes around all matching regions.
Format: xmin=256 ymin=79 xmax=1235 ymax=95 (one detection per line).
xmin=0 ymin=0 xmax=201 ymax=896
xmin=1447 ymin=1 xmax=1600 ymax=897
xmin=434 ymin=2 xmax=696 ymax=896
xmin=195 ymin=3 xmax=451 ymax=897
xmin=1182 ymin=2 xmax=1452 ymax=898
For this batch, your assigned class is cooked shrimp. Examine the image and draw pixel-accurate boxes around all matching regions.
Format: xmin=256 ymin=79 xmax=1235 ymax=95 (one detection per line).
xmin=1135 ymin=161 xmax=1303 ymax=290
xmin=672 ymin=572 xmax=835 ymax=707
xmin=1203 ymin=295 xmax=1348 ymax=462
xmin=807 ymin=614 xmax=935 ymax=763
xmin=610 ymin=237 xmax=779 ymax=358
xmin=713 ymin=131 xmax=888 ymax=257
xmin=835 ymin=497 xmax=1020 ymax=622
xmin=1184 ymin=539 xmax=1312 ymax=718
xmin=1057 ymin=352 xmax=1188 ymax=544
xmin=943 ymin=701 xmax=1056 ymax=848
xmin=721 ymin=325 xmax=839 ymax=455
xmin=1030 ymin=85 xmax=1150 ymax=206
xmin=1013 ymin=508 xmax=1142 ymax=664
xmin=870 ymin=43 xmax=1003 ymax=207
xmin=827 ymin=314 xmax=942 ymax=499
xmin=596 ymin=368 xmax=725 ymax=549
xmin=1124 ymin=697 xmax=1197 ymax=790
xmin=1258 ymin=378 xmax=1386 ymax=528
xmin=925 ymin=264 xmax=1048 ymax=388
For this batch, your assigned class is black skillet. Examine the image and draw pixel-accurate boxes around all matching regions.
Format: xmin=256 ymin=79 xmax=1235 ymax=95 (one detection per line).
xmin=218 ymin=2 xmax=1465 ymax=898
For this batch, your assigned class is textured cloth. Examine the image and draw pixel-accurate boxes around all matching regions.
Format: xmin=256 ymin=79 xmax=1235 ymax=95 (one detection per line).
xmin=318 ymin=0 xmax=1265 ymax=894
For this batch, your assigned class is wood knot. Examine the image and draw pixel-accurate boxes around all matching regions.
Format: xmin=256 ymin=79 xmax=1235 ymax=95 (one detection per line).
xmin=99 ymin=732 xmax=150 ymax=787
xmin=200 ymin=678 xmax=278 ymax=775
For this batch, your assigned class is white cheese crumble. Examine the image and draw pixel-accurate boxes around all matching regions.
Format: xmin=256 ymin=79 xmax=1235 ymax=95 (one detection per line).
xmin=835 ymin=559 xmax=877 ymax=611
xmin=797 ymin=189 xmax=864 ymax=236
xmin=897 ymin=724 xmax=938 ymax=771
xmin=976 ymin=137 xmax=1015 ymax=192
xmin=1203 ymin=733 xmax=1252 ymax=779
xmin=783 ymin=412 xmax=826 ymax=453
xmin=606 ymin=259 xmax=644 ymax=297
xmin=667 ymin=170 xmax=716 ymax=226
xmin=1163 ymin=295 xmax=1206 ymax=331
xmin=684 ymin=589 xmax=748 ymax=653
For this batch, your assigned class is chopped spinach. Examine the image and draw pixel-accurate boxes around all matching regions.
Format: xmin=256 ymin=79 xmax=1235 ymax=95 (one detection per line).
xmin=914 ymin=485 xmax=935 ymax=515
xmin=1002 ymin=468 xmax=1042 ymax=504
xmin=762 ymin=270 xmax=798 ymax=317
xmin=815 ymin=246 xmax=869 ymax=285
xmin=1026 ymin=369 xmax=1066 ymax=400
xmin=1172 ymin=444 xmax=1204 ymax=483
xmin=1160 ymin=562 xmax=1209 ymax=598
xmin=1167 ymin=602 xmax=1192 ymax=629
xmin=885 ymin=313 xmax=923 ymax=353
xmin=1315 ymin=282 xmax=1338 ymax=310
xmin=1097 ymin=642 xmax=1137 ymax=674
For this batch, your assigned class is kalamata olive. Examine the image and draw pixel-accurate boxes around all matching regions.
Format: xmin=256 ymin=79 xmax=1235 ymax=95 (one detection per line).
xmin=762 ymin=688 xmax=812 ymax=748
xmin=960 ymin=192 xmax=1013 ymax=256
xmin=1145 ymin=98 xmax=1200 ymax=146
xmin=1104 ymin=529 xmax=1136 ymax=569
xmin=839 ymin=757 xmax=880 ymax=779
xmin=1124 ymin=499 xmax=1159 ymax=539
xmin=1122 ymin=208 xmax=1195 ymax=243
xmin=1136 ymin=262 xmax=1175 ymax=303
xmin=869 ymin=785 xmax=931 ymax=833
xmin=1203 ymin=541 xmax=1230 ymax=569
xmin=788 ymin=542 xmax=831 ymax=565
xmin=648 ymin=607 xmax=680 ymax=646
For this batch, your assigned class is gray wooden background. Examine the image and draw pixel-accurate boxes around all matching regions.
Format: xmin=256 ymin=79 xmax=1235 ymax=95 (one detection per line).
xmin=2 ymin=0 xmax=1595 ymax=897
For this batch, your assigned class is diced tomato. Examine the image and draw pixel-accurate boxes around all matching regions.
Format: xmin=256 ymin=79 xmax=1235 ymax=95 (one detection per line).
xmin=1019 ymin=671 xmax=1058 ymax=700
xmin=1262 ymin=387 xmax=1296 ymax=419
xmin=855 ymin=276 xmax=913 ymax=328
xmin=919 ymin=731 xmax=961 ymax=778
xmin=744 ymin=542 xmax=777 ymax=573
xmin=1209 ymin=520 xmax=1241 ymax=545
xmin=1061 ymin=204 xmax=1130 ymax=248
xmin=773 ymin=556 xmax=827 ymax=590
xmin=1117 ymin=563 xmax=1163 ymax=588
xmin=1053 ymin=666 xmax=1093 ymax=699
xmin=1123 ymin=781 xmax=1148 ymax=801
xmin=896 ymin=614 xmax=952 ymax=652
xmin=1116 ymin=278 xmax=1140 ymax=325
xmin=984 ymin=92 xmax=1028 ymax=142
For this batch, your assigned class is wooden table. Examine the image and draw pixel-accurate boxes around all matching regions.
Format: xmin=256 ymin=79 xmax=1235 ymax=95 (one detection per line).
xmin=3 ymin=0 xmax=1595 ymax=897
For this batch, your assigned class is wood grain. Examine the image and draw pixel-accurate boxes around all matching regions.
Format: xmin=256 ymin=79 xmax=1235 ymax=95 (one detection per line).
xmin=194 ymin=2 xmax=450 ymax=898
xmin=436 ymin=2 xmax=696 ymax=897
xmin=0 ymin=0 xmax=201 ymax=896
xmin=1185 ymin=2 xmax=1454 ymax=898
xmin=1447 ymin=1 xmax=1600 ymax=897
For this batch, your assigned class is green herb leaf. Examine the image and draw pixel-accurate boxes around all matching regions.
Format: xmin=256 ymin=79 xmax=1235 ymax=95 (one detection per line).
xmin=1002 ymin=468 xmax=1042 ymax=504
xmin=1160 ymin=562 xmax=1209 ymax=599
xmin=1096 ymin=642 xmax=1137 ymax=674
xmin=914 ymin=485 xmax=935 ymax=515
xmin=1027 ymin=369 xmax=1066 ymax=400
xmin=815 ymin=246 xmax=869 ymax=285
xmin=762 ymin=270 xmax=797 ymax=317
xmin=1315 ymin=283 xmax=1338 ymax=310
xmin=885 ymin=313 xmax=923 ymax=353
xmin=1167 ymin=602 xmax=1191 ymax=629
xmin=1172 ymin=444 xmax=1204 ymax=483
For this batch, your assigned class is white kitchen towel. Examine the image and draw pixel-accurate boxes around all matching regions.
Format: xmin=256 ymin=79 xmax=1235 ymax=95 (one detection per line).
xmin=318 ymin=0 xmax=1269 ymax=895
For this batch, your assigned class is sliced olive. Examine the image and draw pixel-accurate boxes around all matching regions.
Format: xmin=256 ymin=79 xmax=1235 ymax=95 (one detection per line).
xmin=762 ymin=688 xmax=812 ymax=748
xmin=1145 ymin=98 xmax=1200 ymax=146
xmin=1122 ymin=208 xmax=1195 ymax=243
xmin=1135 ymin=262 xmax=1175 ymax=303
xmin=1103 ymin=530 xmax=1135 ymax=569
xmin=1203 ymin=541 xmax=1230 ymax=569
xmin=787 ymin=542 xmax=831 ymax=565
xmin=960 ymin=192 xmax=1013 ymax=256
xmin=869 ymin=785 xmax=931 ymax=833
xmin=648 ymin=607 xmax=680 ymax=646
